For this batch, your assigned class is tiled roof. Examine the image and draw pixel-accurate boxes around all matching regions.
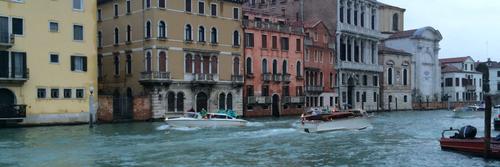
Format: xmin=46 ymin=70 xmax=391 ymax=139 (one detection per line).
xmin=439 ymin=57 xmax=471 ymax=64
xmin=304 ymin=18 xmax=322 ymax=28
xmin=441 ymin=64 xmax=461 ymax=73
xmin=378 ymin=45 xmax=412 ymax=56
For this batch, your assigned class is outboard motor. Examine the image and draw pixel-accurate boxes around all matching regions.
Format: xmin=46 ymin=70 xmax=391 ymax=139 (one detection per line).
xmin=458 ymin=125 xmax=477 ymax=139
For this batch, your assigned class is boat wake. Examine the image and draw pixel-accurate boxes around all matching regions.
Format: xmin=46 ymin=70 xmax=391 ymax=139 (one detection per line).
xmin=245 ymin=121 xmax=265 ymax=127
xmin=231 ymin=128 xmax=296 ymax=138
xmin=155 ymin=124 xmax=201 ymax=131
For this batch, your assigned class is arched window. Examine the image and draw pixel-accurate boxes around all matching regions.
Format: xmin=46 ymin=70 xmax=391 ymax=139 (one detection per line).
xmin=392 ymin=13 xmax=399 ymax=31
xmin=114 ymin=54 xmax=119 ymax=75
xmin=211 ymin=56 xmax=218 ymax=74
xmin=145 ymin=51 xmax=152 ymax=72
xmin=233 ymin=57 xmax=240 ymax=75
xmin=126 ymin=54 xmax=132 ymax=74
xmin=194 ymin=55 xmax=201 ymax=73
xmin=296 ymin=61 xmax=301 ymax=77
xmin=185 ymin=54 xmax=192 ymax=73
xmin=159 ymin=51 xmax=167 ymax=72
xmin=387 ymin=67 xmax=393 ymax=85
xmin=177 ymin=92 xmax=184 ymax=112
xmin=98 ymin=31 xmax=102 ymax=47
xmin=246 ymin=57 xmax=252 ymax=75
xmin=198 ymin=26 xmax=205 ymax=42
xmin=262 ymin=59 xmax=268 ymax=74
xmin=272 ymin=59 xmax=278 ymax=74
xmin=185 ymin=24 xmax=192 ymax=41
xmin=126 ymin=25 xmax=131 ymax=42
xmin=233 ymin=31 xmax=240 ymax=46
xmin=145 ymin=21 xmax=151 ymax=38
xmin=167 ymin=92 xmax=175 ymax=112
xmin=126 ymin=87 xmax=133 ymax=97
xmin=211 ymin=27 xmax=217 ymax=44
xmin=158 ymin=21 xmax=166 ymax=38
xmin=403 ymin=68 xmax=408 ymax=86
xmin=114 ymin=28 xmax=119 ymax=45
xmin=282 ymin=60 xmax=288 ymax=74
xmin=227 ymin=93 xmax=233 ymax=110
xmin=219 ymin=93 xmax=226 ymax=110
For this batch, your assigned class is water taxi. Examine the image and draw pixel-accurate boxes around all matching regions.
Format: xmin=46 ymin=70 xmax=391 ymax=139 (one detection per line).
xmin=165 ymin=112 xmax=248 ymax=128
xmin=299 ymin=108 xmax=371 ymax=133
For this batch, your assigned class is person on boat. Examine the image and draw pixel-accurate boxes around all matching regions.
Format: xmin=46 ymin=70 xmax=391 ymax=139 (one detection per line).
xmin=188 ymin=108 xmax=195 ymax=113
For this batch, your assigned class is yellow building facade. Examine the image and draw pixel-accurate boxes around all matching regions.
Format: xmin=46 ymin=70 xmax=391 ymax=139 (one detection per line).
xmin=98 ymin=0 xmax=244 ymax=119
xmin=0 ymin=0 xmax=98 ymax=124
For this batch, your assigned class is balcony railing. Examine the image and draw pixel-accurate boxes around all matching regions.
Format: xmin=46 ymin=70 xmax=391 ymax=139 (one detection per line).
xmin=306 ymin=85 xmax=323 ymax=93
xmin=336 ymin=61 xmax=383 ymax=72
xmin=139 ymin=71 xmax=171 ymax=85
xmin=247 ymin=96 xmax=272 ymax=105
xmin=282 ymin=73 xmax=291 ymax=82
xmin=0 ymin=34 xmax=14 ymax=49
xmin=273 ymin=73 xmax=282 ymax=82
xmin=465 ymin=85 xmax=476 ymax=91
xmin=262 ymin=73 xmax=272 ymax=82
xmin=283 ymin=96 xmax=306 ymax=104
xmin=231 ymin=74 xmax=244 ymax=82
xmin=242 ymin=20 xmax=303 ymax=34
xmin=194 ymin=73 xmax=215 ymax=82
xmin=0 ymin=68 xmax=29 ymax=84
xmin=337 ymin=22 xmax=384 ymax=39
xmin=0 ymin=105 xmax=27 ymax=120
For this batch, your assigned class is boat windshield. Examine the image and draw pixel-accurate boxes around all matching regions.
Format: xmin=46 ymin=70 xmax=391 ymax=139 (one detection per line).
xmin=185 ymin=112 xmax=201 ymax=119
xmin=208 ymin=114 xmax=235 ymax=119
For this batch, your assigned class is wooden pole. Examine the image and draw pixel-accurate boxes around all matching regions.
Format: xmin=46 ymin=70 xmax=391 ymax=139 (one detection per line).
xmin=484 ymin=95 xmax=492 ymax=158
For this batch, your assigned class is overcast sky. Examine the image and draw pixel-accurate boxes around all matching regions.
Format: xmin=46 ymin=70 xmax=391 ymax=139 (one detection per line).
xmin=378 ymin=0 xmax=500 ymax=62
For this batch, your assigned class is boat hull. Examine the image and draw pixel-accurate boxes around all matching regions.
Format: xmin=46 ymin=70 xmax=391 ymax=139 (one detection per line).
xmin=165 ymin=119 xmax=247 ymax=128
xmin=300 ymin=117 xmax=371 ymax=133
xmin=439 ymin=138 xmax=500 ymax=159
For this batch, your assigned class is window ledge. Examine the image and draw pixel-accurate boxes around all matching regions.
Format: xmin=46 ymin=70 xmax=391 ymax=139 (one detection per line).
xmin=233 ymin=45 xmax=240 ymax=48
xmin=210 ymin=43 xmax=218 ymax=46
xmin=158 ymin=37 xmax=168 ymax=41
xmin=184 ymin=40 xmax=193 ymax=44
xmin=125 ymin=41 xmax=132 ymax=45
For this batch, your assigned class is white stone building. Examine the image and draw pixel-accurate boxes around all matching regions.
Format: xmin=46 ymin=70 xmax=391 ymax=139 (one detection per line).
xmin=383 ymin=27 xmax=443 ymax=102
xmin=440 ymin=57 xmax=483 ymax=102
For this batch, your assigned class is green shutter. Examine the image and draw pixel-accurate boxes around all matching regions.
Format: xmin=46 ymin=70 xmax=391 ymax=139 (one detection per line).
xmin=83 ymin=56 xmax=87 ymax=72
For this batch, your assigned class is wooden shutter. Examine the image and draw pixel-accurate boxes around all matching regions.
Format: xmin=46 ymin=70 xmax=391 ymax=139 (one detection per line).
xmin=71 ymin=56 xmax=75 ymax=71
xmin=83 ymin=56 xmax=87 ymax=72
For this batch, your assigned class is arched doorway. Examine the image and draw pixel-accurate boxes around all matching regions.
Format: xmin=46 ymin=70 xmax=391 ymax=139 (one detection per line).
xmin=0 ymin=88 xmax=16 ymax=106
xmin=347 ymin=77 xmax=355 ymax=109
xmin=272 ymin=94 xmax=280 ymax=117
xmin=196 ymin=92 xmax=208 ymax=112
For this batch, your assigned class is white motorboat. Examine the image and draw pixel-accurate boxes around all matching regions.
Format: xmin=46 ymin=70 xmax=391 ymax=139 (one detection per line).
xmin=299 ymin=109 xmax=371 ymax=133
xmin=165 ymin=112 xmax=248 ymax=128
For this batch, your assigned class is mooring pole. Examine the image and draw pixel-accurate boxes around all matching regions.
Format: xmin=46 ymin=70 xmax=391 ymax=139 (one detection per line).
xmin=89 ymin=87 xmax=95 ymax=128
xmin=484 ymin=95 xmax=492 ymax=158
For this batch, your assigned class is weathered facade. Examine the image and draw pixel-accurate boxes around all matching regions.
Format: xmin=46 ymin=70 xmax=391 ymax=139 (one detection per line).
xmin=440 ymin=57 xmax=483 ymax=102
xmin=378 ymin=2 xmax=405 ymax=35
xmin=98 ymin=0 xmax=244 ymax=119
xmin=378 ymin=45 xmax=412 ymax=110
xmin=0 ymin=0 xmax=98 ymax=124
xmin=242 ymin=11 xmax=305 ymax=117
xmin=303 ymin=20 xmax=336 ymax=109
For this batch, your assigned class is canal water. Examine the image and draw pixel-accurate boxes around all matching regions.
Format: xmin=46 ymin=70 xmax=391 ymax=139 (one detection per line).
xmin=1 ymin=110 xmax=500 ymax=167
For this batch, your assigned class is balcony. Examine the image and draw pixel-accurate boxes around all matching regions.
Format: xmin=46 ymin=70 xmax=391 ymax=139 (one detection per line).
xmin=283 ymin=96 xmax=306 ymax=104
xmin=242 ymin=20 xmax=303 ymax=34
xmin=337 ymin=22 xmax=384 ymax=39
xmin=0 ymin=34 xmax=14 ymax=49
xmin=0 ymin=105 xmax=27 ymax=120
xmin=262 ymin=73 xmax=272 ymax=82
xmin=306 ymin=85 xmax=323 ymax=93
xmin=139 ymin=71 xmax=171 ymax=85
xmin=231 ymin=75 xmax=243 ymax=83
xmin=0 ymin=69 xmax=29 ymax=85
xmin=465 ymin=85 xmax=476 ymax=91
xmin=336 ymin=61 xmax=383 ymax=72
xmin=247 ymin=96 xmax=272 ymax=105
xmin=282 ymin=73 xmax=291 ymax=82
xmin=193 ymin=73 xmax=215 ymax=83
xmin=273 ymin=73 xmax=282 ymax=82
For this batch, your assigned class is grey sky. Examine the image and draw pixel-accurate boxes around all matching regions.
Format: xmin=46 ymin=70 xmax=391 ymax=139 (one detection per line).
xmin=378 ymin=0 xmax=500 ymax=62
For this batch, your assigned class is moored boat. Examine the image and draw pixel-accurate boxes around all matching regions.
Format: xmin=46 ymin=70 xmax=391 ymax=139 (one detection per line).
xmin=439 ymin=127 xmax=500 ymax=158
xmin=299 ymin=108 xmax=371 ymax=133
xmin=165 ymin=112 xmax=248 ymax=128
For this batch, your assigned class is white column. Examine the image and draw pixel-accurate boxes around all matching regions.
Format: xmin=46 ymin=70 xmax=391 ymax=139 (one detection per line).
xmin=350 ymin=37 xmax=355 ymax=62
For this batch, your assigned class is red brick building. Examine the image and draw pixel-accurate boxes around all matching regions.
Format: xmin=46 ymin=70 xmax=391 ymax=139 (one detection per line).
xmin=303 ymin=19 xmax=337 ymax=110
xmin=242 ymin=11 xmax=305 ymax=117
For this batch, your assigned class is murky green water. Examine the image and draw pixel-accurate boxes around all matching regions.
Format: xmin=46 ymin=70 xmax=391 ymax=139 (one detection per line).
xmin=1 ymin=110 xmax=500 ymax=167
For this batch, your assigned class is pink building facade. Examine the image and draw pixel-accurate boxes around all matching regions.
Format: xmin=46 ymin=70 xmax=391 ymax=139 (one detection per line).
xmin=242 ymin=11 xmax=305 ymax=117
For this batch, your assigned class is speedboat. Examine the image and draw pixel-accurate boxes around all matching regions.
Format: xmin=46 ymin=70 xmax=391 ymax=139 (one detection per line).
xmin=440 ymin=126 xmax=500 ymax=159
xmin=299 ymin=108 xmax=371 ymax=133
xmin=165 ymin=112 xmax=248 ymax=128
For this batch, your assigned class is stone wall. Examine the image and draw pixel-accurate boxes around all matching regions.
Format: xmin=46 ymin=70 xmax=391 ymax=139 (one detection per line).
xmin=412 ymin=101 xmax=475 ymax=110
xmin=97 ymin=95 xmax=113 ymax=122
xmin=133 ymin=96 xmax=152 ymax=121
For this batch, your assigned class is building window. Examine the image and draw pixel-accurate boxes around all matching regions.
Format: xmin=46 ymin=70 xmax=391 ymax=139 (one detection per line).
xmin=185 ymin=24 xmax=192 ymax=41
xmin=210 ymin=27 xmax=217 ymax=44
xmin=76 ymin=89 xmax=84 ymax=98
xmin=445 ymin=78 xmax=453 ymax=87
xmin=51 ymin=89 xmax=59 ymax=98
xmin=219 ymin=93 xmax=226 ymax=110
xmin=272 ymin=36 xmax=277 ymax=49
xmin=159 ymin=0 xmax=166 ymax=9
xmin=145 ymin=0 xmax=151 ymax=8
xmin=198 ymin=26 xmax=205 ymax=42
xmin=73 ymin=25 xmax=83 ymax=41
xmin=158 ymin=21 xmax=166 ymax=38
xmin=361 ymin=12 xmax=365 ymax=27
xmin=455 ymin=78 xmax=460 ymax=87
xmin=159 ymin=51 xmax=167 ymax=72
xmin=296 ymin=61 xmax=301 ymax=77
xmin=64 ymin=89 xmax=72 ymax=98
xmin=177 ymin=92 xmax=184 ymax=112
xmin=387 ymin=67 xmax=393 ymax=85
xmin=233 ymin=57 xmax=240 ymax=75
xmin=114 ymin=28 xmax=119 ymax=45
xmin=11 ymin=18 xmax=23 ymax=36
xmin=363 ymin=75 xmax=367 ymax=86
xmin=282 ymin=60 xmax=288 ymax=74
xmin=233 ymin=31 xmax=240 ymax=46
xmin=233 ymin=8 xmax=239 ymax=19
xmin=185 ymin=54 xmax=192 ymax=73
xmin=114 ymin=4 xmax=119 ymax=17
xmin=347 ymin=6 xmax=351 ymax=24
xmin=97 ymin=9 xmax=102 ymax=21
xmin=185 ymin=0 xmax=192 ymax=12
xmin=210 ymin=3 xmax=217 ymax=16
xmin=126 ymin=0 xmax=131 ymax=13
xmin=373 ymin=92 xmax=377 ymax=102
xmin=339 ymin=6 xmax=344 ymax=23
xmin=244 ymin=33 xmax=254 ymax=47
xmin=198 ymin=1 xmax=205 ymax=14
xmin=296 ymin=39 xmax=301 ymax=52
xmin=113 ymin=55 xmax=119 ymax=75
xmin=371 ymin=13 xmax=376 ymax=30
xmin=262 ymin=35 xmax=267 ymax=49
xmin=246 ymin=57 xmax=252 ymax=75
xmin=280 ymin=37 xmax=289 ymax=51
xmin=49 ymin=22 xmax=59 ymax=32
xmin=126 ymin=25 xmax=131 ymax=42
xmin=71 ymin=56 xmax=87 ymax=72
xmin=354 ymin=10 xmax=358 ymax=26
xmin=403 ymin=68 xmax=408 ymax=86
xmin=37 ymin=88 xmax=46 ymax=99
xmin=167 ymin=92 xmax=175 ymax=112
xmin=126 ymin=54 xmax=132 ymax=74
xmin=227 ymin=93 xmax=233 ymax=110
xmin=392 ymin=13 xmax=399 ymax=31
xmin=497 ymin=71 xmax=500 ymax=77
xmin=50 ymin=54 xmax=59 ymax=64
xmin=262 ymin=59 xmax=268 ymax=74
xmin=404 ymin=95 xmax=408 ymax=103
xmin=73 ymin=0 xmax=83 ymax=11
xmin=145 ymin=51 xmax=152 ymax=72
xmin=97 ymin=31 xmax=102 ymax=47
xmin=145 ymin=21 xmax=152 ymax=39
xmin=373 ymin=75 xmax=378 ymax=86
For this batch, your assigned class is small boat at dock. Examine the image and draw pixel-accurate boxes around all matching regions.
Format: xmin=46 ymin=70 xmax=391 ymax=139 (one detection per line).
xmin=439 ymin=127 xmax=500 ymax=159
xmin=165 ymin=112 xmax=248 ymax=128
xmin=299 ymin=108 xmax=371 ymax=133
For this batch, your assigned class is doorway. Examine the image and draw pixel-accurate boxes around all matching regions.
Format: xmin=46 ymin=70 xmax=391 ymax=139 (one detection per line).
xmin=347 ymin=77 xmax=355 ymax=109
xmin=196 ymin=92 xmax=208 ymax=112
xmin=0 ymin=88 xmax=16 ymax=106
xmin=272 ymin=94 xmax=280 ymax=117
